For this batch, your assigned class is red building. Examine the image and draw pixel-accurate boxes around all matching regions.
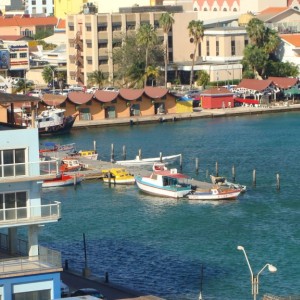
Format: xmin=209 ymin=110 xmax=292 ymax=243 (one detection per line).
xmin=201 ymin=87 xmax=234 ymax=109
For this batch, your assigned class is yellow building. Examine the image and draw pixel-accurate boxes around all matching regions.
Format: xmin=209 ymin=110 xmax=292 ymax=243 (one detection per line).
xmin=54 ymin=0 xmax=88 ymax=19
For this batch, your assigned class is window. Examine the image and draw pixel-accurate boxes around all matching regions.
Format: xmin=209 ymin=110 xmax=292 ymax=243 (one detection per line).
xmin=206 ymin=40 xmax=210 ymax=56
xmin=98 ymin=25 xmax=107 ymax=31
xmin=112 ymin=23 xmax=121 ymax=31
xmin=69 ymin=25 xmax=74 ymax=31
xmin=99 ymin=59 xmax=108 ymax=65
xmin=86 ymin=25 xmax=91 ymax=31
xmin=20 ymin=53 xmax=27 ymax=58
xmin=0 ymin=148 xmax=26 ymax=177
xmin=216 ymin=41 xmax=219 ymax=56
xmin=231 ymin=40 xmax=236 ymax=56
xmin=31 ymin=0 xmax=36 ymax=4
xmin=0 ymin=191 xmax=27 ymax=221
xmin=13 ymin=289 xmax=50 ymax=300
xmin=245 ymin=39 xmax=249 ymax=47
xmin=98 ymin=42 xmax=107 ymax=48
xmin=10 ymin=53 xmax=17 ymax=59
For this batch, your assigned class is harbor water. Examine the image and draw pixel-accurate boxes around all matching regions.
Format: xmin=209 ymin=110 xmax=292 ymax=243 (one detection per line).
xmin=40 ymin=112 xmax=300 ymax=300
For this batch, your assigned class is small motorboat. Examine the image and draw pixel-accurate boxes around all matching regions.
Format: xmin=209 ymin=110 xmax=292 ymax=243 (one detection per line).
xmin=115 ymin=154 xmax=181 ymax=166
xmin=210 ymin=175 xmax=247 ymax=192
xmin=60 ymin=157 xmax=83 ymax=172
xmin=135 ymin=168 xmax=192 ymax=198
xmin=188 ymin=187 xmax=242 ymax=200
xmin=42 ymin=173 xmax=83 ymax=188
xmin=101 ymin=168 xmax=135 ymax=185
xmin=68 ymin=149 xmax=98 ymax=160
xmin=39 ymin=142 xmax=76 ymax=154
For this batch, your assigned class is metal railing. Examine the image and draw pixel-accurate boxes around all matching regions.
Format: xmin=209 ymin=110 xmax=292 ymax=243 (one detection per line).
xmin=0 ymin=159 xmax=59 ymax=179
xmin=0 ymin=246 xmax=62 ymax=277
xmin=0 ymin=201 xmax=61 ymax=226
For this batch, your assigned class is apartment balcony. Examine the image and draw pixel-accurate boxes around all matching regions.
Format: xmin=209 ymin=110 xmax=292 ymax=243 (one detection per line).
xmin=0 ymin=159 xmax=59 ymax=184
xmin=0 ymin=245 xmax=62 ymax=278
xmin=0 ymin=201 xmax=61 ymax=228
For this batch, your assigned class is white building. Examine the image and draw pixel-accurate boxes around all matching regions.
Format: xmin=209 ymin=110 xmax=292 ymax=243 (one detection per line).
xmin=24 ymin=0 xmax=54 ymax=16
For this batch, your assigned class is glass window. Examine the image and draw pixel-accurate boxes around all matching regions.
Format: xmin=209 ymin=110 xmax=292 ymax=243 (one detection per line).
xmin=206 ymin=41 xmax=210 ymax=56
xmin=216 ymin=41 xmax=219 ymax=56
xmin=13 ymin=289 xmax=50 ymax=300
xmin=1 ymin=192 xmax=27 ymax=221
xmin=231 ymin=40 xmax=236 ymax=56
xmin=0 ymin=148 xmax=26 ymax=177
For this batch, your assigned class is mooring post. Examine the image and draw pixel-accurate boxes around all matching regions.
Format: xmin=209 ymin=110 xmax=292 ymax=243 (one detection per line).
xmin=195 ymin=158 xmax=199 ymax=174
xmin=179 ymin=154 xmax=183 ymax=171
xmin=105 ymin=272 xmax=109 ymax=283
xmin=215 ymin=161 xmax=218 ymax=177
xmin=232 ymin=165 xmax=236 ymax=182
xmin=206 ymin=169 xmax=209 ymax=179
xmin=122 ymin=145 xmax=126 ymax=160
xmin=73 ymin=174 xmax=77 ymax=189
xmin=108 ymin=171 xmax=111 ymax=187
xmin=138 ymin=148 xmax=142 ymax=160
xmin=159 ymin=152 xmax=162 ymax=162
xmin=276 ymin=173 xmax=280 ymax=191
xmin=252 ymin=169 xmax=256 ymax=187
xmin=93 ymin=140 xmax=96 ymax=151
xmin=110 ymin=144 xmax=114 ymax=162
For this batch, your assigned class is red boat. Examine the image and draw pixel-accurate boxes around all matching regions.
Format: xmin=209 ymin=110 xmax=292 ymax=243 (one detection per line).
xmin=42 ymin=173 xmax=83 ymax=188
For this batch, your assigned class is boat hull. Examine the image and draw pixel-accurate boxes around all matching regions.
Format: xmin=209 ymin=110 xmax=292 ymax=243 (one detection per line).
xmin=42 ymin=174 xmax=83 ymax=188
xmin=135 ymin=176 xmax=191 ymax=198
xmin=103 ymin=178 xmax=135 ymax=185
xmin=38 ymin=116 xmax=76 ymax=136
xmin=188 ymin=189 xmax=241 ymax=200
xmin=116 ymin=154 xmax=181 ymax=166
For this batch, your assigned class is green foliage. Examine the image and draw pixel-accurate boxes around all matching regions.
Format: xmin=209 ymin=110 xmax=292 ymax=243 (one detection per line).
xmin=36 ymin=40 xmax=57 ymax=50
xmin=265 ymin=60 xmax=299 ymax=78
xmin=42 ymin=66 xmax=56 ymax=84
xmin=34 ymin=29 xmax=54 ymax=40
xmin=87 ymin=70 xmax=105 ymax=88
xmin=195 ymin=70 xmax=210 ymax=88
xmin=14 ymin=79 xmax=34 ymax=94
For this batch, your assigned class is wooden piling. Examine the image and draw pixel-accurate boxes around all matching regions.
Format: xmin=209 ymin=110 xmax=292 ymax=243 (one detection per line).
xmin=138 ymin=149 xmax=142 ymax=160
xmin=215 ymin=161 xmax=218 ymax=177
xmin=93 ymin=140 xmax=96 ymax=151
xmin=195 ymin=158 xmax=199 ymax=174
xmin=122 ymin=145 xmax=126 ymax=160
xmin=73 ymin=174 xmax=77 ymax=189
xmin=252 ymin=169 xmax=256 ymax=187
xmin=159 ymin=152 xmax=162 ymax=162
xmin=179 ymin=154 xmax=183 ymax=170
xmin=276 ymin=173 xmax=280 ymax=190
xmin=232 ymin=165 xmax=236 ymax=182
xmin=108 ymin=171 xmax=111 ymax=187
xmin=111 ymin=144 xmax=114 ymax=162
xmin=206 ymin=169 xmax=209 ymax=178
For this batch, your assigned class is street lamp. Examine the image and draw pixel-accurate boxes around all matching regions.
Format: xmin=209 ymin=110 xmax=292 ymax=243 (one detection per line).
xmin=237 ymin=246 xmax=277 ymax=300
xmin=48 ymin=66 xmax=55 ymax=94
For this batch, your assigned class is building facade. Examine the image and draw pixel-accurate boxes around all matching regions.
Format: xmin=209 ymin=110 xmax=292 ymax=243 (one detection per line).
xmin=24 ymin=0 xmax=54 ymax=16
xmin=0 ymin=124 xmax=62 ymax=300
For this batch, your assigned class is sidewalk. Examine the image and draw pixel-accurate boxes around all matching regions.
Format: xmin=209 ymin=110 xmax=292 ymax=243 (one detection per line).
xmin=73 ymin=104 xmax=300 ymax=129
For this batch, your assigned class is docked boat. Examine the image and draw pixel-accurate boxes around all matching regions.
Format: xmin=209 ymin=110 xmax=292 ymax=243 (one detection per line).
xmin=135 ymin=168 xmax=192 ymax=198
xmin=42 ymin=173 xmax=83 ymax=188
xmin=39 ymin=142 xmax=76 ymax=154
xmin=59 ymin=157 xmax=83 ymax=172
xmin=101 ymin=168 xmax=135 ymax=185
xmin=115 ymin=154 xmax=181 ymax=166
xmin=68 ymin=149 xmax=98 ymax=160
xmin=210 ymin=175 xmax=247 ymax=192
xmin=188 ymin=187 xmax=242 ymax=200
xmin=34 ymin=107 xmax=78 ymax=136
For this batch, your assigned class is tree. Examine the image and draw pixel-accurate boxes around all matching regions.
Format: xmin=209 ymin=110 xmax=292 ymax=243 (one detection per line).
xmin=42 ymin=65 xmax=56 ymax=86
xmin=145 ymin=65 xmax=160 ymax=86
xmin=196 ymin=70 xmax=210 ymax=88
xmin=14 ymin=79 xmax=34 ymax=94
xmin=188 ymin=20 xmax=204 ymax=88
xmin=159 ymin=12 xmax=175 ymax=88
xmin=246 ymin=18 xmax=265 ymax=46
xmin=136 ymin=23 xmax=158 ymax=86
xmin=87 ymin=70 xmax=105 ymax=88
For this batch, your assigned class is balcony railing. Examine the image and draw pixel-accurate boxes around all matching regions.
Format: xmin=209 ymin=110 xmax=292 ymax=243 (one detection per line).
xmin=0 ymin=201 xmax=61 ymax=227
xmin=0 ymin=245 xmax=62 ymax=277
xmin=0 ymin=159 xmax=59 ymax=183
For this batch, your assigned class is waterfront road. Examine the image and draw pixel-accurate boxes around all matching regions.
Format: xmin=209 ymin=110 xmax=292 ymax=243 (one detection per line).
xmin=61 ymin=269 xmax=163 ymax=300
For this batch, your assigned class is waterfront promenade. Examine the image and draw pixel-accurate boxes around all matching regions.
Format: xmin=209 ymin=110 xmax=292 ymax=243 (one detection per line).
xmin=72 ymin=103 xmax=300 ymax=129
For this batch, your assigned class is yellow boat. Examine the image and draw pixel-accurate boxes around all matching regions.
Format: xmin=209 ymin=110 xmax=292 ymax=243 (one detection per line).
xmin=102 ymin=168 xmax=135 ymax=185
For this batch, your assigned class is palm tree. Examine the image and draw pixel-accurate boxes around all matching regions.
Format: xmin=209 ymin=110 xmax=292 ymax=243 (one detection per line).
xmin=136 ymin=23 xmax=157 ymax=86
xmin=159 ymin=12 xmax=174 ymax=88
xmin=246 ymin=18 xmax=265 ymax=46
xmin=188 ymin=20 xmax=204 ymax=88
xmin=42 ymin=65 xmax=56 ymax=87
xmin=14 ymin=79 xmax=34 ymax=94
xmin=87 ymin=70 xmax=105 ymax=88
xmin=145 ymin=65 xmax=160 ymax=86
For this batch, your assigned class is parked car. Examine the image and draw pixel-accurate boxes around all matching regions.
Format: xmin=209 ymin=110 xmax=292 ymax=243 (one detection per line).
xmin=86 ymin=86 xmax=99 ymax=93
xmin=60 ymin=281 xmax=70 ymax=297
xmin=71 ymin=288 xmax=106 ymax=299
xmin=69 ymin=84 xmax=85 ymax=92
xmin=102 ymin=86 xmax=119 ymax=92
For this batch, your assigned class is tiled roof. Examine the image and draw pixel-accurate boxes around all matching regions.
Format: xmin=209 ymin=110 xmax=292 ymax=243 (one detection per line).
xmin=280 ymin=34 xmax=300 ymax=47
xmin=201 ymin=87 xmax=233 ymax=96
xmin=237 ymin=79 xmax=273 ymax=91
xmin=0 ymin=16 xmax=58 ymax=27
xmin=257 ymin=7 xmax=299 ymax=22
xmin=268 ymin=76 xmax=298 ymax=88
xmin=195 ymin=0 xmax=238 ymax=9
xmin=67 ymin=92 xmax=93 ymax=104
xmin=0 ymin=93 xmax=39 ymax=103
xmin=42 ymin=93 xmax=66 ymax=106
xmin=0 ymin=35 xmax=26 ymax=41
xmin=259 ymin=7 xmax=287 ymax=15
xmin=119 ymin=89 xmax=144 ymax=101
xmin=56 ymin=19 xmax=65 ymax=29
xmin=144 ymin=86 xmax=168 ymax=98
xmin=93 ymin=90 xmax=119 ymax=102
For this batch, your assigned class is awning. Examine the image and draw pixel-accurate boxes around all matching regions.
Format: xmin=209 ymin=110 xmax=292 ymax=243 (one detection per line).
xmin=235 ymin=98 xmax=259 ymax=105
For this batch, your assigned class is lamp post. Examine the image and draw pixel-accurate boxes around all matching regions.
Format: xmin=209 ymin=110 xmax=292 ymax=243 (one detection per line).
xmin=48 ymin=66 xmax=55 ymax=94
xmin=237 ymin=246 xmax=277 ymax=300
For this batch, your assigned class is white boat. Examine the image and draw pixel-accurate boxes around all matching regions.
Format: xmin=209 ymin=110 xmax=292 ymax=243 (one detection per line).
xmin=68 ymin=149 xmax=98 ymax=160
xmin=188 ymin=187 xmax=242 ymax=200
xmin=135 ymin=168 xmax=192 ymax=198
xmin=116 ymin=154 xmax=181 ymax=166
xmin=60 ymin=157 xmax=83 ymax=172
xmin=32 ymin=107 xmax=78 ymax=136
xmin=210 ymin=175 xmax=247 ymax=192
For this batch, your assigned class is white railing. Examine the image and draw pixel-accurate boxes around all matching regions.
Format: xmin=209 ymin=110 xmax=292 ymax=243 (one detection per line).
xmin=0 ymin=201 xmax=61 ymax=226
xmin=0 ymin=159 xmax=59 ymax=179
xmin=0 ymin=246 xmax=62 ymax=277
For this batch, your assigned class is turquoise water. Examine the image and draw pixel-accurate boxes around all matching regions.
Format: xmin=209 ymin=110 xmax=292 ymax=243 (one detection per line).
xmin=40 ymin=112 xmax=300 ymax=300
